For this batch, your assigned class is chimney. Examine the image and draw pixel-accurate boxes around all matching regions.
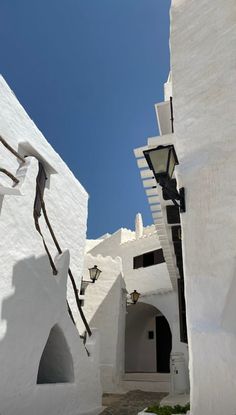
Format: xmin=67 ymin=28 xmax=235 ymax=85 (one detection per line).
xmin=135 ymin=213 xmax=143 ymax=239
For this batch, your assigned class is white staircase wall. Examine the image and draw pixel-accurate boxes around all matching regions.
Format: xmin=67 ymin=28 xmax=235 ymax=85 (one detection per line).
xmin=0 ymin=76 xmax=102 ymax=415
xmin=79 ymin=253 xmax=126 ymax=393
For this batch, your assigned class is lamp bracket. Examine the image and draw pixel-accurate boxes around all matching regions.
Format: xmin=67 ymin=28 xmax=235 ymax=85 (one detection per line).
xmin=159 ymin=178 xmax=185 ymax=213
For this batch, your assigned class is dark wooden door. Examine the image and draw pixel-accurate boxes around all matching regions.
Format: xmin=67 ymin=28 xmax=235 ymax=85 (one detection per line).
xmin=156 ymin=315 xmax=172 ymax=373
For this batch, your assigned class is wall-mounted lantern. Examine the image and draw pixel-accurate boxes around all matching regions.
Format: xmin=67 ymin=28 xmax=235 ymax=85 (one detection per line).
xmin=79 ymin=265 xmax=102 ymax=307
xmin=80 ymin=265 xmax=102 ymax=291
xmin=127 ymin=289 xmax=141 ymax=305
xmin=88 ymin=265 xmax=102 ymax=283
xmin=143 ymin=145 xmax=185 ymax=213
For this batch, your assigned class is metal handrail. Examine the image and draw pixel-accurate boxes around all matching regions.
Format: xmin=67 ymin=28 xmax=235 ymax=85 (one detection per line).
xmin=0 ymin=136 xmax=25 ymax=164
xmin=34 ymin=161 xmax=92 ymax=337
xmin=0 ymin=135 xmax=92 ymax=338
xmin=0 ymin=168 xmax=19 ymax=184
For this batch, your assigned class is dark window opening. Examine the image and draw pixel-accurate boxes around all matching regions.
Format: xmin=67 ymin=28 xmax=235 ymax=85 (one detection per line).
xmin=133 ymin=254 xmax=143 ymax=269
xmin=174 ymin=242 xmax=182 ymax=257
xmin=133 ymin=249 xmax=165 ymax=269
xmin=171 ymin=225 xmax=181 ymax=242
xmin=143 ymin=251 xmax=154 ymax=267
xmin=166 ymin=205 xmax=180 ymax=224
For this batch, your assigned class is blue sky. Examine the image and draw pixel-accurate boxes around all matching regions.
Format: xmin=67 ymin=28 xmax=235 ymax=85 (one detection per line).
xmin=0 ymin=0 xmax=171 ymax=239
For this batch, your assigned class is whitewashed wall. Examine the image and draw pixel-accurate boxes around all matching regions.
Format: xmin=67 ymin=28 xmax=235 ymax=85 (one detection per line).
xmin=88 ymin=227 xmax=173 ymax=295
xmin=78 ymin=253 xmax=126 ymax=393
xmin=87 ymin=224 xmax=188 ymax=377
xmin=141 ymin=292 xmax=188 ymax=365
xmin=0 ymin=76 xmax=102 ymax=415
xmin=171 ymin=1 xmax=236 ymax=413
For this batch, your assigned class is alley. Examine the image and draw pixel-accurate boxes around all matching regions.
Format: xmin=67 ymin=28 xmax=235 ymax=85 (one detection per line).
xmin=102 ymin=390 xmax=167 ymax=415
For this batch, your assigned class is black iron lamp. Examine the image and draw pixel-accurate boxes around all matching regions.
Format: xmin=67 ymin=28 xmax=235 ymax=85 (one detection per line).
xmin=79 ymin=265 xmax=102 ymax=307
xmin=143 ymin=145 xmax=185 ymax=213
xmin=129 ymin=289 xmax=140 ymax=305
xmin=79 ymin=265 xmax=102 ymax=294
xmin=88 ymin=265 xmax=102 ymax=283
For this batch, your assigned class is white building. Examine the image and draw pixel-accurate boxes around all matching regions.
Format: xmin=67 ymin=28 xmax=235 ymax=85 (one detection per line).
xmin=170 ymin=1 xmax=236 ymax=414
xmin=133 ymin=0 xmax=236 ymax=413
xmin=0 ymin=76 xmax=102 ymax=415
xmin=85 ymin=214 xmax=189 ymax=395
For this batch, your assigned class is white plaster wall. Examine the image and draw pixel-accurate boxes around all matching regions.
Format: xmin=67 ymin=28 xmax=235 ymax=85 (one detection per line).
xmin=87 ymin=227 xmax=188 ymax=380
xmin=170 ymin=1 xmax=236 ymax=413
xmin=0 ymin=76 xmax=102 ymax=414
xmin=125 ymin=292 xmax=188 ymax=375
xmin=88 ymin=229 xmax=173 ymax=295
xmin=78 ymin=253 xmax=126 ymax=393
xmin=141 ymin=292 xmax=188 ymax=366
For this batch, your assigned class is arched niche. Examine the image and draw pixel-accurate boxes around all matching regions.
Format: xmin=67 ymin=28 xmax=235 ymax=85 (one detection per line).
xmin=37 ymin=324 xmax=74 ymax=384
xmin=125 ymin=302 xmax=172 ymax=373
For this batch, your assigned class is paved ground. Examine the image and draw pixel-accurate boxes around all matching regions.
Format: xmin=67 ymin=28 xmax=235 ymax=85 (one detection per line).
xmin=102 ymin=390 xmax=167 ymax=415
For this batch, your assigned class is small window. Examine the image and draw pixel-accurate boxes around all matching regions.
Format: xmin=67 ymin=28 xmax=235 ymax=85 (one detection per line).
xmin=174 ymin=242 xmax=182 ymax=257
xmin=133 ymin=255 xmax=143 ymax=269
xmin=153 ymin=249 xmax=165 ymax=265
xmin=133 ymin=249 xmax=165 ymax=269
xmin=171 ymin=225 xmax=181 ymax=242
xmin=143 ymin=251 xmax=154 ymax=267
xmin=166 ymin=205 xmax=180 ymax=224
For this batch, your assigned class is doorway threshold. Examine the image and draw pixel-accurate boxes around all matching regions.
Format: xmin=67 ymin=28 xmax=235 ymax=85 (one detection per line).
xmin=122 ymin=373 xmax=170 ymax=393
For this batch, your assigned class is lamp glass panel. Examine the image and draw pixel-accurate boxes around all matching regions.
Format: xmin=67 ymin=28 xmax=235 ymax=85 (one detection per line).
xmin=89 ymin=266 xmax=97 ymax=280
xmin=168 ymin=148 xmax=177 ymax=179
xmin=95 ymin=268 xmax=102 ymax=280
xmin=130 ymin=290 xmax=140 ymax=303
xmin=149 ymin=147 xmax=169 ymax=175
xmin=89 ymin=266 xmax=102 ymax=281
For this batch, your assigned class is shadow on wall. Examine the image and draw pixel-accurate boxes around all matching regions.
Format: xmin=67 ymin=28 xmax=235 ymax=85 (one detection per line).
xmin=0 ymin=253 xmax=75 ymax=404
xmin=87 ymin=274 xmax=126 ymax=390
xmin=0 ymin=196 xmax=3 ymax=215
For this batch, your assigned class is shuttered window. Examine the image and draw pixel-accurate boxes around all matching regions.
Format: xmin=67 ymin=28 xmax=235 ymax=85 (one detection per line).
xmin=133 ymin=249 xmax=165 ymax=269
xmin=166 ymin=205 xmax=180 ymax=224
xmin=133 ymin=254 xmax=143 ymax=269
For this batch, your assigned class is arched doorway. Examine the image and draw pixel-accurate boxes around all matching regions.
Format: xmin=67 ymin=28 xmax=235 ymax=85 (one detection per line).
xmin=37 ymin=324 xmax=74 ymax=384
xmin=125 ymin=302 xmax=172 ymax=373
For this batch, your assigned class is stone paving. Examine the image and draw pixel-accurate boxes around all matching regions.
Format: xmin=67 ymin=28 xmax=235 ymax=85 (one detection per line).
xmin=102 ymin=390 xmax=167 ymax=415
